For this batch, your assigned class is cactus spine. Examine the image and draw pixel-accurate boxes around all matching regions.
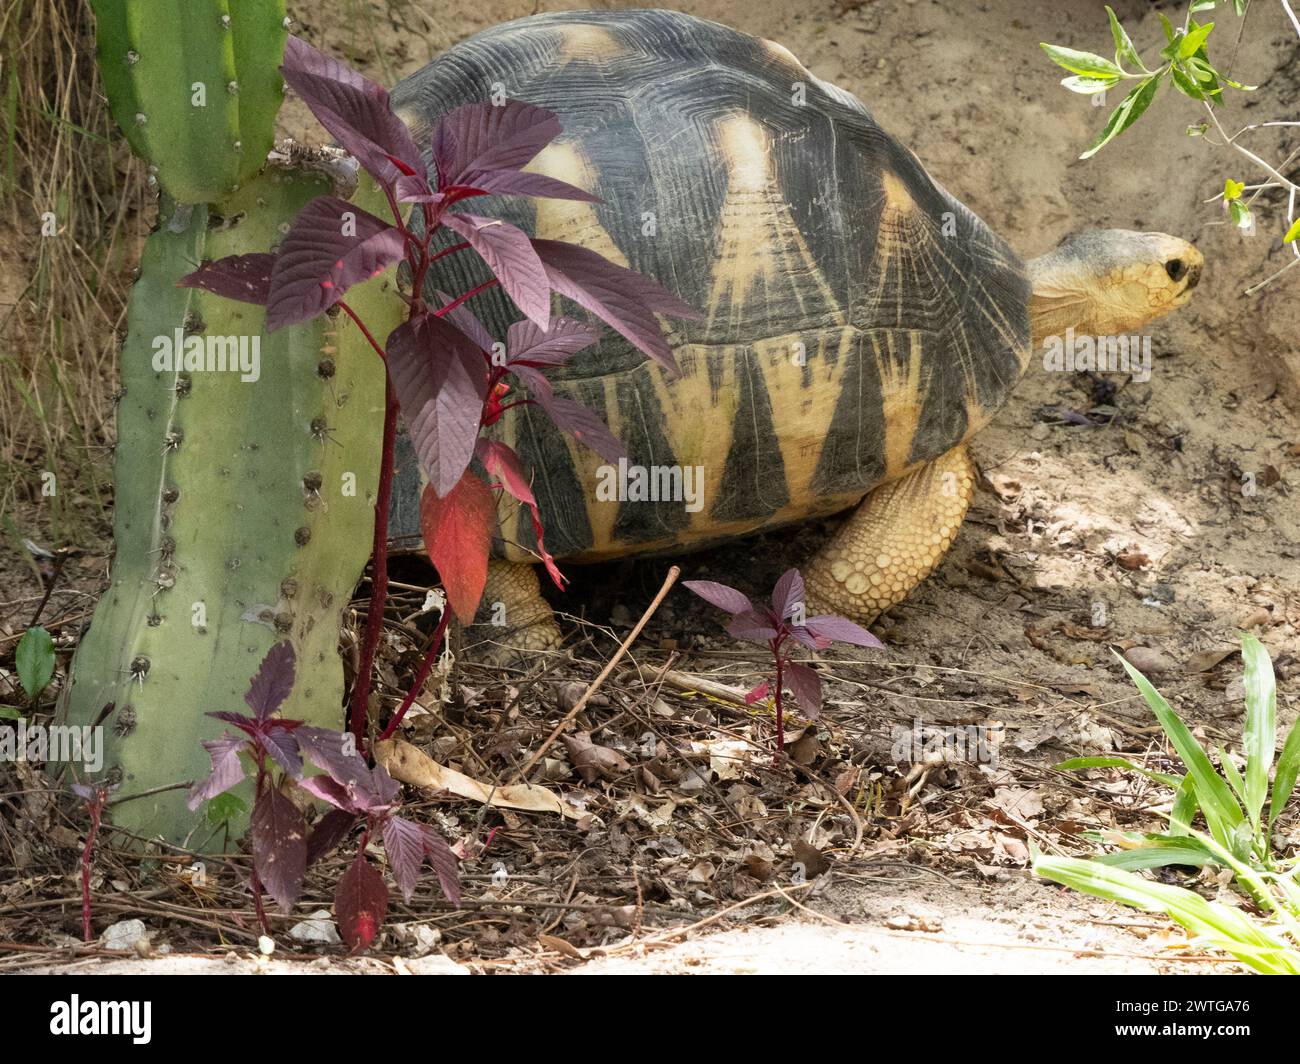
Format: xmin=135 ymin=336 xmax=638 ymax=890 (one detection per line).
xmin=91 ymin=0 xmax=287 ymax=203
xmin=63 ymin=167 xmax=395 ymax=845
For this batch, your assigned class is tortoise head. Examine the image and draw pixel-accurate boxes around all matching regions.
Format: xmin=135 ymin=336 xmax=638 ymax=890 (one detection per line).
xmin=1026 ymin=229 xmax=1202 ymax=347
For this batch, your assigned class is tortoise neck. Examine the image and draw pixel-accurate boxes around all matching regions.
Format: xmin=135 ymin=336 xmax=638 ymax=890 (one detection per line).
xmin=1025 ymin=249 xmax=1099 ymax=349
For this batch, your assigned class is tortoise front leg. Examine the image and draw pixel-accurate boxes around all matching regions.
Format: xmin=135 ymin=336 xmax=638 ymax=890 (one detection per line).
xmin=465 ymin=560 xmax=564 ymax=665
xmin=805 ymin=446 xmax=975 ymax=622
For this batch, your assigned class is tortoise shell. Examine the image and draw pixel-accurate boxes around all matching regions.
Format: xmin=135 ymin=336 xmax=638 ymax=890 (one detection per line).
xmin=388 ymin=9 xmax=1030 ymax=562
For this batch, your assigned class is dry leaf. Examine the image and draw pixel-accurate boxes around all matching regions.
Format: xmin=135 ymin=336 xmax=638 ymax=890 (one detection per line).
xmin=376 ymin=739 xmax=584 ymax=819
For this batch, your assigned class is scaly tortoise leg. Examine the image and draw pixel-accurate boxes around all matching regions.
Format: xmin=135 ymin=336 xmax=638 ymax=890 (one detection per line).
xmin=464 ymin=560 xmax=564 ymax=665
xmin=805 ymin=446 xmax=975 ymax=622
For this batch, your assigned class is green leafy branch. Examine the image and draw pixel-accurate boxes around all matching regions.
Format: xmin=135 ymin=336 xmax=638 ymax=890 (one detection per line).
xmin=1042 ymin=1 xmax=1300 ymax=293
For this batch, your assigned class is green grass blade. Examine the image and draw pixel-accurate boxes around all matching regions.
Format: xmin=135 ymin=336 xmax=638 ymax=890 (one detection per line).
xmin=1054 ymin=755 xmax=1183 ymax=790
xmin=1241 ymin=634 xmax=1277 ymax=830
xmin=1272 ymin=715 xmax=1300 ymax=827
xmin=1035 ymin=854 xmax=1298 ymax=974
xmin=1116 ymin=650 xmax=1243 ymax=848
xmin=1094 ymin=833 xmax=1219 ymax=871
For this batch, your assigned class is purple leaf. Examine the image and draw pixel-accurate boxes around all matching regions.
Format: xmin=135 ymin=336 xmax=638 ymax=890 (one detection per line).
xmin=251 ymin=783 xmax=308 ymax=914
xmin=784 ymin=662 xmax=823 ymax=719
xmin=186 ymin=735 xmax=247 ymax=809
xmin=381 ymin=816 xmax=427 ymax=903
xmin=436 ymin=290 xmax=495 ymax=354
xmin=335 ymin=851 xmax=388 ymax=952
xmin=771 ymin=569 xmax=806 ymax=621
xmin=260 ymin=725 xmax=303 ymax=778
xmin=306 ymin=808 xmax=357 ymax=867
xmin=507 ymin=316 xmax=599 ymax=367
xmin=282 ymin=36 xmax=422 ymax=186
xmin=683 ymin=580 xmax=754 ymax=616
xmin=727 ymin=608 xmax=780 ymax=643
xmin=453 ymin=168 xmax=600 ymax=203
xmin=422 ymin=828 xmax=461 ymax=905
xmin=540 ymin=394 xmax=626 ymax=464
xmin=296 ymin=726 xmax=370 ymax=791
xmin=209 ymin=710 xmax=257 ymax=731
xmin=387 ymin=312 xmax=489 ymax=497
xmin=431 ymin=100 xmax=561 ymax=187
xmin=506 ymin=363 xmax=625 ymax=462
xmin=442 ymin=212 xmax=550 ymax=328
xmin=265 ymin=196 xmax=405 ymax=332
xmin=178 ymin=254 xmax=276 ymax=305
xmin=394 ymin=174 xmax=442 ymax=204
xmin=244 ymin=641 xmax=296 ymax=719
xmin=531 ymin=238 xmax=698 ymax=374
xmin=787 ymin=625 xmax=832 ymax=651
xmin=297 ymin=774 xmax=356 ymax=812
xmin=371 ymin=764 xmax=402 ymax=808
xmin=805 ymin=616 xmax=885 ymax=649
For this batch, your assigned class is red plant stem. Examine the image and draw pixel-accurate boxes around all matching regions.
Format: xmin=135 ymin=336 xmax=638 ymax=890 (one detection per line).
xmin=434 ymin=278 xmax=499 ymax=317
xmin=773 ymin=646 xmax=786 ymax=760
xmin=350 ymin=376 xmax=400 ymax=747
xmin=250 ymin=869 xmax=271 ymax=938
xmin=377 ymin=605 xmax=452 ymax=743
xmin=429 ymin=240 xmax=471 ymax=263
xmin=337 ymin=300 xmax=389 ymax=362
xmin=80 ymin=797 xmax=104 ymax=943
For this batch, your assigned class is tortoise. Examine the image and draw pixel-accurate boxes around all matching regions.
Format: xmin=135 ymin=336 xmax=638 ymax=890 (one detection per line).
xmin=387 ymin=8 xmax=1202 ymax=653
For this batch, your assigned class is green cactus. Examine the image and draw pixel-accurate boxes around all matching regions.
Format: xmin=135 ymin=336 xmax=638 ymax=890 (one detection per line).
xmin=91 ymin=0 xmax=287 ymax=203
xmin=62 ymin=163 xmax=395 ymax=847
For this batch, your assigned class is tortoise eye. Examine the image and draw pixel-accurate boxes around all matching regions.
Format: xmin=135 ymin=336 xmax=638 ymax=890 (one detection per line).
xmin=1165 ymin=258 xmax=1187 ymax=282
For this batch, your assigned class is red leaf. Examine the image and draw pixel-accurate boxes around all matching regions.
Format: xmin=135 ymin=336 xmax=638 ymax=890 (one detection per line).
xmin=178 ymin=254 xmax=276 ymax=305
xmin=335 ymin=851 xmax=388 ymax=953
xmin=784 ymin=662 xmax=823 ymax=720
xmin=265 ymin=196 xmax=404 ymax=332
xmin=387 ymin=312 xmax=489 ymax=497
xmin=442 ymin=212 xmax=550 ymax=329
xmin=745 ymin=680 xmax=772 ymax=705
xmin=251 ymin=783 xmax=308 ymax=914
xmin=476 ymin=438 xmax=565 ymax=590
xmin=245 ymin=641 xmax=296 ymax=718
xmin=420 ymin=475 xmax=496 ymax=624
xmin=381 ymin=816 xmax=427 ymax=903
xmin=683 ymin=580 xmax=754 ymax=616
xmin=531 ymin=238 xmax=699 ymax=375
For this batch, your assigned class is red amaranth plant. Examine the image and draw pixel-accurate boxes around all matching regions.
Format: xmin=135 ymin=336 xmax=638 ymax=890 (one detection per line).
xmin=188 ymin=641 xmax=458 ymax=949
xmin=684 ymin=569 xmax=884 ymax=757
xmin=180 ymin=35 xmax=698 ymax=747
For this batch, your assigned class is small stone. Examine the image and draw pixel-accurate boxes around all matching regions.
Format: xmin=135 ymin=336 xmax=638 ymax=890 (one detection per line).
xmin=289 ymin=910 xmax=341 ymax=945
xmin=102 ymin=918 xmax=149 ymax=952
xmin=402 ymin=953 xmax=471 ymax=975
xmin=1123 ymin=646 xmax=1177 ymax=676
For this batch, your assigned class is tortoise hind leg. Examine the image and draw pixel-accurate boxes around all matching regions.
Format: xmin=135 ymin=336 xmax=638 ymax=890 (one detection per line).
xmin=465 ymin=560 xmax=563 ymax=664
xmin=805 ymin=446 xmax=975 ymax=622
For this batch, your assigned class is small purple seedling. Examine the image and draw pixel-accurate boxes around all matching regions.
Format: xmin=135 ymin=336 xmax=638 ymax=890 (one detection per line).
xmin=684 ymin=568 xmax=883 ymax=759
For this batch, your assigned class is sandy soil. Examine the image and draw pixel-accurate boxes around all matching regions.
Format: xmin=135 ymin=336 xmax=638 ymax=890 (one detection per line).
xmin=5 ymin=0 xmax=1299 ymax=975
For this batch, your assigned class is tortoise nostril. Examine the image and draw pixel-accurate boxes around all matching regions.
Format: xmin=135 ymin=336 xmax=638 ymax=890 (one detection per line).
xmin=1165 ymin=258 xmax=1187 ymax=282
xmin=1185 ymin=263 xmax=1202 ymax=289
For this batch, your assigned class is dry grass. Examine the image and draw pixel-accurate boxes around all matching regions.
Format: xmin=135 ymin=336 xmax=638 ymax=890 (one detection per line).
xmin=0 ymin=0 xmax=149 ymax=555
